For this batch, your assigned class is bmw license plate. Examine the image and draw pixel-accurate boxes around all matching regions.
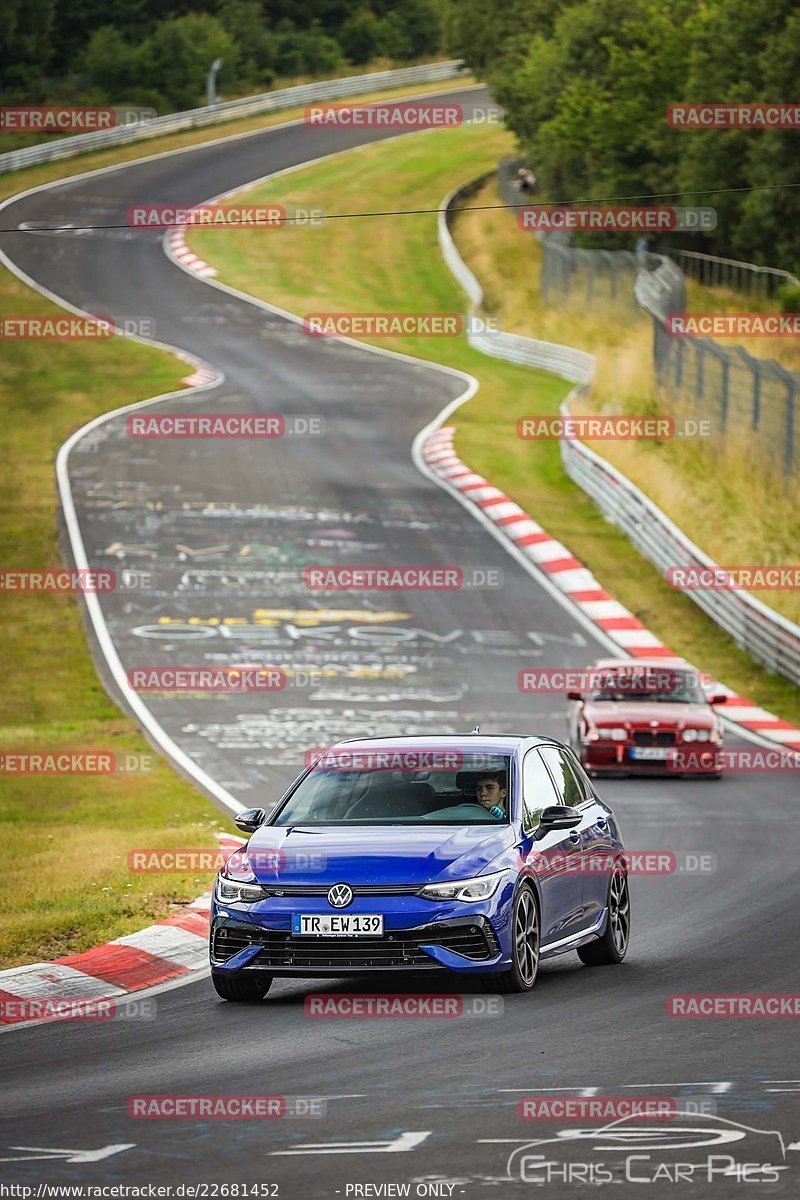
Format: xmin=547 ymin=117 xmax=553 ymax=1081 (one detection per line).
xmin=291 ymin=914 xmax=383 ymax=937
xmin=630 ymin=746 xmax=670 ymax=761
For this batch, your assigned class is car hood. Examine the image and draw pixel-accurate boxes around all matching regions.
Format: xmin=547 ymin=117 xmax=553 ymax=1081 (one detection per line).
xmin=584 ymin=700 xmax=716 ymax=727
xmin=234 ymin=823 xmax=516 ymax=886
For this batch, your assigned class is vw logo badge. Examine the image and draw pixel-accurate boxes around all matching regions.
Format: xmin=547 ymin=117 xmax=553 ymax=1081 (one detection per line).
xmin=328 ymin=883 xmax=353 ymax=908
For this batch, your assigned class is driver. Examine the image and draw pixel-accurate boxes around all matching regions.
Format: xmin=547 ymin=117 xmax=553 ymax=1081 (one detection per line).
xmin=475 ymin=771 xmax=507 ymax=819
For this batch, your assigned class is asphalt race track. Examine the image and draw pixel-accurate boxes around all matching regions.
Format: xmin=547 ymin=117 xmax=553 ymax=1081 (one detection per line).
xmin=1 ymin=87 xmax=799 ymax=1196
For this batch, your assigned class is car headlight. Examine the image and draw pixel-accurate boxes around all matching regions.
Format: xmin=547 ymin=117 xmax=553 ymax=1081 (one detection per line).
xmin=215 ymin=875 xmax=266 ymax=903
xmin=599 ymin=727 xmax=628 ymax=741
xmin=681 ymin=728 xmax=710 ymax=742
xmin=419 ymin=869 xmax=507 ymax=902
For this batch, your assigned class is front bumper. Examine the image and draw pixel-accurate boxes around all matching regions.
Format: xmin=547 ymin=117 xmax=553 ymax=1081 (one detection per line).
xmin=579 ymin=742 xmax=723 ymax=774
xmin=210 ymin=890 xmax=512 ymax=977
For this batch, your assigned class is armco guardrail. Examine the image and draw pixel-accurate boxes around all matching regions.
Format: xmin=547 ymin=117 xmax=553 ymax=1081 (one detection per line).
xmin=440 ymin=178 xmax=594 ymax=386
xmin=497 ymin=157 xmax=799 ymax=478
xmin=439 ymin=175 xmax=800 ymax=687
xmin=558 ymin=427 xmax=800 ymax=685
xmin=668 ymin=248 xmax=800 ymax=298
xmin=0 ymin=61 xmax=468 ymax=174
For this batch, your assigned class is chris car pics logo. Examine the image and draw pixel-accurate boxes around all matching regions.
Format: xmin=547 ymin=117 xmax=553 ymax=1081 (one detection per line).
xmin=505 ymin=1111 xmax=789 ymax=1186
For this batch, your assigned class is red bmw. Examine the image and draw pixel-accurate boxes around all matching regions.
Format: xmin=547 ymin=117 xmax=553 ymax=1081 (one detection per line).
xmin=567 ymin=658 xmax=727 ymax=777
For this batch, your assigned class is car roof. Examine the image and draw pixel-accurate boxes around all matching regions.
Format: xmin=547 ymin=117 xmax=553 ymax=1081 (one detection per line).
xmin=326 ymin=733 xmax=565 ymax=755
xmin=591 ymin=656 xmax=692 ymax=670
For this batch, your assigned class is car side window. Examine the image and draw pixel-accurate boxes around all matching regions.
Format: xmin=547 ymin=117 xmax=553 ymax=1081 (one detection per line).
xmin=565 ymin=751 xmax=594 ymax=802
xmin=522 ymin=750 xmax=560 ymax=832
xmin=539 ymin=747 xmax=587 ymax=808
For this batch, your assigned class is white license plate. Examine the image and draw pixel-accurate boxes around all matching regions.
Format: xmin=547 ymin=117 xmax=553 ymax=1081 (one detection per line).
xmin=630 ymin=746 xmax=670 ymax=761
xmin=291 ymin=914 xmax=384 ymax=937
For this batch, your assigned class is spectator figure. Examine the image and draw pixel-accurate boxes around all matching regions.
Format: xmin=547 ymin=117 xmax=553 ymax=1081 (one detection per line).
xmin=513 ymin=167 xmax=537 ymax=194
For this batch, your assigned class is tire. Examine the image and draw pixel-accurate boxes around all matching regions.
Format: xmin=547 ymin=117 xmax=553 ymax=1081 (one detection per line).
xmin=212 ymin=970 xmax=273 ymax=1002
xmin=489 ymin=884 xmax=540 ymax=994
xmin=578 ymin=865 xmax=630 ymax=966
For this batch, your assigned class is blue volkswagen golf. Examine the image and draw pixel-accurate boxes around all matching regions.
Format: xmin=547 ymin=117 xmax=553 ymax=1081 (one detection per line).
xmin=210 ymin=735 xmax=630 ymax=1001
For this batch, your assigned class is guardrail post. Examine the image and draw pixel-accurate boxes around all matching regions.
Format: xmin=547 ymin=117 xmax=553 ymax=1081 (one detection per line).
xmin=696 ymin=340 xmax=705 ymax=401
xmin=752 ymin=357 xmax=761 ymax=430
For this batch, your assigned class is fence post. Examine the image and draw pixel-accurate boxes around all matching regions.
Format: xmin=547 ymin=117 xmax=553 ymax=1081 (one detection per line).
xmin=696 ymin=340 xmax=704 ymax=401
xmin=788 ymin=383 xmax=796 ymax=476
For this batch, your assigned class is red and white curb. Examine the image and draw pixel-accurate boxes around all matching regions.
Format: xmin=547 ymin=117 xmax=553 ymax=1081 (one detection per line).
xmin=164 ymin=227 xmax=217 ymax=279
xmin=0 ymin=834 xmax=244 ymax=1024
xmin=164 ymin=228 xmax=221 ymax=387
xmin=422 ymin=425 xmax=800 ymax=753
xmin=180 ymin=363 xmax=220 ymax=388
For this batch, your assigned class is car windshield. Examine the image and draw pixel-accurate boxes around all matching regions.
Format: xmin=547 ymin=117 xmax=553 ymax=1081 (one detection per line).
xmin=589 ymin=670 xmax=707 ymax=704
xmin=271 ymin=751 xmax=513 ymax=825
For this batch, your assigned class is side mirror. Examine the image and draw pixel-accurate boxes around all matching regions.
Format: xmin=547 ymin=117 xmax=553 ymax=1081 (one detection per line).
xmin=233 ymin=807 xmax=267 ymax=833
xmin=567 ymin=691 xmax=582 ymax=702
xmin=534 ymin=804 xmax=582 ymax=838
xmin=709 ymin=694 xmax=727 ymax=705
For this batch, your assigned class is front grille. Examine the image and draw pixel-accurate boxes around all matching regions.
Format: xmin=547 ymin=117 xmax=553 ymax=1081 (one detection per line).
xmin=632 ymin=729 xmax=676 ymax=747
xmin=257 ymin=884 xmax=421 ymax=897
xmin=212 ymin=920 xmax=496 ymax=969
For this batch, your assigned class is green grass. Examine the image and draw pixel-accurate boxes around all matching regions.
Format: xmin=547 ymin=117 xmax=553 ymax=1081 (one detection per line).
xmin=0 ymin=247 xmax=227 ymax=968
xmin=187 ymin=122 xmax=800 ymax=727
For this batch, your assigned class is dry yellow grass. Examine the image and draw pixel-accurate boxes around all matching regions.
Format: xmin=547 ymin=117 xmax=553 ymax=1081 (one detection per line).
xmin=454 ymin=178 xmax=800 ymax=625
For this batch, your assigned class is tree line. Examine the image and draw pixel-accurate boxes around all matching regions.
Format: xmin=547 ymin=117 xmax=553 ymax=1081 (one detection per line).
xmin=446 ymin=0 xmax=800 ymax=273
xmin=1 ymin=0 xmax=445 ymax=113
xmin=3 ymin=0 xmax=797 ymax=273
